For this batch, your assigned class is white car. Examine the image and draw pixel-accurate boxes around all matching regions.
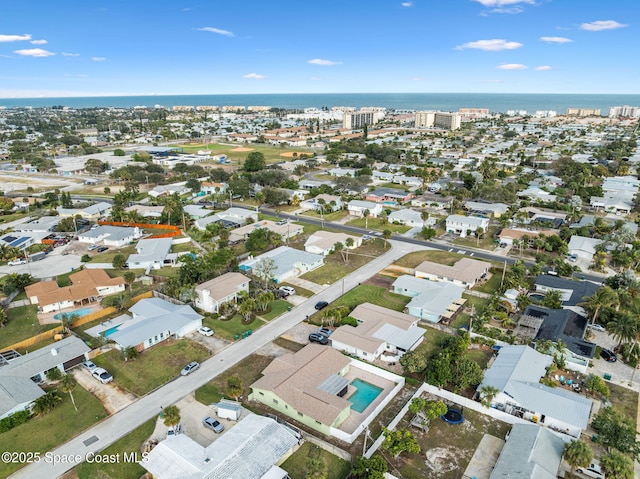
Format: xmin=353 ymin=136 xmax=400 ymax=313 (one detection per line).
xmin=588 ymin=324 xmax=606 ymax=332
xmin=7 ymin=258 xmax=26 ymax=266
xmin=577 ymin=461 xmax=605 ymax=479
xmin=92 ymin=367 xmax=113 ymax=384
xmin=198 ymin=326 xmax=214 ymax=337
xmin=82 ymin=360 xmax=97 ymax=371
xmin=278 ymin=286 xmax=296 ymax=296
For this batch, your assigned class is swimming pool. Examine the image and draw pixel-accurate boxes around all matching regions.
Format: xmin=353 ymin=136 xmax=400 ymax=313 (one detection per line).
xmin=348 ymin=379 xmax=383 ymax=413
xmin=103 ymin=325 xmax=122 ymax=337
xmin=53 ymin=307 xmax=93 ymax=321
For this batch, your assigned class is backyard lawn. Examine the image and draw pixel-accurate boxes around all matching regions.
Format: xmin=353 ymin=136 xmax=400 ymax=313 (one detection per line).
xmin=0 ymin=305 xmax=58 ymax=350
xmin=88 ymin=245 xmax=137 ymax=264
xmin=75 ymin=419 xmax=156 ymax=479
xmin=475 ymin=270 xmax=504 ymax=294
xmin=93 ymin=339 xmax=211 ymax=396
xmin=281 ymin=442 xmax=350 ymax=479
xmin=396 ymin=407 xmax=511 ymax=479
xmin=608 ymin=383 xmax=639 ymax=421
xmin=394 ymin=250 xmax=467 ymax=269
xmin=0 ymin=386 xmax=108 ymax=478
xmin=195 ymin=354 xmax=273 ymax=405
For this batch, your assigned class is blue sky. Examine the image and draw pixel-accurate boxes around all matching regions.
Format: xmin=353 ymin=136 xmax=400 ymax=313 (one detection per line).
xmin=0 ymin=0 xmax=637 ymax=97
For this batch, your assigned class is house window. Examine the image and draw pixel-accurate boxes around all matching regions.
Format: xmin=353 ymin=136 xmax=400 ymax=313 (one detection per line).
xmin=154 ymin=336 xmax=158 ymax=342
xmin=159 ymin=332 xmax=164 ymax=339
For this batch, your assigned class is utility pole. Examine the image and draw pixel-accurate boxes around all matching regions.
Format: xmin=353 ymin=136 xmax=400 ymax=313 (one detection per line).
xmin=500 ymin=260 xmax=507 ymax=290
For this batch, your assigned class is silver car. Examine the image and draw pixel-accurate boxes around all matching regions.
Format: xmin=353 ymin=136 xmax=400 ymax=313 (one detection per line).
xmin=203 ymin=416 xmax=224 ymax=433
xmin=181 ymin=361 xmax=200 ymax=376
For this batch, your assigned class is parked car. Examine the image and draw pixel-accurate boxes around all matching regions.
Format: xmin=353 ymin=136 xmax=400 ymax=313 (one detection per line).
xmin=202 ymin=416 xmax=224 ymax=433
xmin=88 ymin=244 xmax=100 ymax=251
xmin=278 ymin=286 xmax=296 ymax=296
xmin=167 ymin=424 xmax=182 ymax=436
xmin=82 ymin=360 xmax=97 ymax=371
xmin=588 ymin=324 xmax=606 ymax=332
xmin=577 ymin=461 xmax=605 ymax=479
xmin=600 ymin=348 xmax=617 ymax=362
xmin=92 ymin=367 xmax=113 ymax=384
xmin=181 ymin=361 xmax=200 ymax=376
xmin=318 ymin=327 xmax=333 ymax=336
xmin=96 ymin=246 xmax=109 ymax=253
xmin=362 ymin=235 xmax=373 ymax=241
xmin=198 ymin=326 xmax=214 ymax=337
xmin=309 ymin=332 xmax=329 ymax=345
xmin=314 ymin=301 xmax=329 ymax=310
xmin=7 ymin=258 xmax=26 ymax=266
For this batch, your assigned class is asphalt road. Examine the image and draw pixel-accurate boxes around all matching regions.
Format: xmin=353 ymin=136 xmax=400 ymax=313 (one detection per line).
xmin=264 ymin=207 xmax=606 ymax=285
xmin=10 ymin=239 xmax=426 ymax=479
xmin=0 ymin=252 xmax=81 ymax=279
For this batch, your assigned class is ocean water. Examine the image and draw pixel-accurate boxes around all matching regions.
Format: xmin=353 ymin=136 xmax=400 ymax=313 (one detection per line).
xmin=1 ymin=92 xmax=640 ymax=114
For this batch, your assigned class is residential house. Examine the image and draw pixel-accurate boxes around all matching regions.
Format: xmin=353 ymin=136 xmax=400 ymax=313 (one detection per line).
xmin=195 ymin=207 xmax=258 ymax=231
xmin=365 ymin=187 xmax=413 ymax=204
xmin=239 ymin=246 xmax=324 ymax=284
xmin=148 ymin=183 xmax=189 ymax=198
xmin=299 ymin=194 xmax=343 ymax=212
xmin=25 ymin=269 xmax=126 ymax=314
xmin=126 ymin=237 xmax=174 ymax=271
xmin=518 ymin=207 xmax=567 ymax=228
xmin=489 ymin=424 xmax=565 ymax=479
xmin=194 ymin=272 xmax=251 ymax=313
xmin=533 ymin=275 xmax=600 ymax=310
xmin=497 ymin=228 xmax=558 ymax=246
xmin=464 ymin=201 xmax=509 ymax=218
xmin=330 ymin=303 xmax=426 ymax=360
xmin=445 ymin=215 xmax=490 ymax=237
xmin=92 ymin=298 xmax=203 ymax=351
xmin=479 ymin=345 xmax=593 ymax=438
xmin=410 ymin=194 xmax=452 ymax=210
xmin=200 ymin=181 xmax=228 ymax=195
xmin=567 ymin=236 xmax=603 ymax=263
xmin=518 ymin=187 xmax=557 ymax=204
xmin=141 ymin=415 xmax=299 ymax=479
xmin=228 ymin=220 xmax=303 ymax=244
xmin=124 ymin=205 xmax=164 ymax=219
xmin=388 ymin=209 xmax=431 ymax=228
xmin=183 ymin=204 xmax=213 ymax=220
xmin=304 ymin=231 xmax=361 ymax=256
xmin=13 ymin=216 xmax=60 ymax=233
xmin=328 ymin=167 xmax=357 ymax=177
xmin=57 ymin=202 xmax=112 ymax=220
xmin=0 ymin=336 xmax=90 ymax=418
xmin=347 ymin=200 xmax=383 ymax=218
xmin=78 ymin=225 xmax=141 ymax=247
xmin=372 ymin=170 xmax=395 ymax=182
xmin=414 ymin=258 xmax=490 ymax=289
xmin=392 ymin=275 xmax=465 ymax=323
xmin=249 ymin=344 xmax=402 ymax=438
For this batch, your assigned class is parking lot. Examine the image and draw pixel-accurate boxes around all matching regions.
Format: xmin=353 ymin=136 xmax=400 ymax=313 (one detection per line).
xmin=0 ymin=249 xmax=81 ymax=279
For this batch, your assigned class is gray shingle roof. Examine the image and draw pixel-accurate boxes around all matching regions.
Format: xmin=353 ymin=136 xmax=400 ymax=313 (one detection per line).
xmin=0 ymin=376 xmax=46 ymax=418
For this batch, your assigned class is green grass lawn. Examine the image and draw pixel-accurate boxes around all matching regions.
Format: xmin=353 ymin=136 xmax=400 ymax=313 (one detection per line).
xmin=93 ymin=339 xmax=211 ymax=396
xmin=0 ymin=212 xmax=29 ymax=224
xmin=148 ymin=266 xmax=180 ymax=278
xmin=452 ymin=226 xmax=500 ymax=250
xmin=475 ymin=271 xmax=504 ymax=294
xmin=300 ymin=209 xmax=350 ymax=222
xmin=88 ymin=245 xmax=137 ymax=264
xmin=259 ymin=299 xmax=291 ymax=321
xmin=273 ymin=337 xmax=306 ymax=352
xmin=171 ymin=242 xmax=196 ymax=253
xmin=410 ymin=327 xmax=451 ymax=362
xmin=301 ymin=240 xmax=387 ymax=285
xmin=346 ymin=217 xmax=411 ymax=234
xmin=394 ymin=250 xmax=467 ymax=268
xmin=195 ymin=354 xmax=273 ymax=405
xmin=75 ymin=418 xmax=156 ymax=479
xmin=279 ymin=282 xmax=314 ymax=298
xmin=608 ymin=383 xmax=639 ymax=421
xmin=281 ymin=442 xmax=350 ymax=479
xmin=203 ymin=313 xmax=261 ymax=341
xmin=0 ymin=305 xmax=58 ymax=350
xmin=175 ymin=142 xmax=314 ymax=165
xmin=0 ymin=386 xmax=108 ymax=478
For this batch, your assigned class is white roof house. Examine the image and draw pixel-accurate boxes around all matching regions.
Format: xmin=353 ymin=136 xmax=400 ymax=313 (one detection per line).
xmin=479 ymin=345 xmax=593 ymax=438
xmin=141 ymin=414 xmax=299 ymax=479
xmin=57 ymin=202 xmax=112 ymax=219
xmin=388 ymin=209 xmax=428 ymax=228
xmin=347 ymin=200 xmax=383 ymax=217
xmin=567 ymin=235 xmax=603 ymax=261
xmin=78 ymin=225 xmax=141 ymax=246
xmin=183 ymin=204 xmax=214 ymax=219
xmin=330 ymin=303 xmax=425 ymax=360
xmin=445 ymin=215 xmax=489 ymax=237
xmin=464 ymin=201 xmax=509 ymax=218
xmin=392 ymin=276 xmax=465 ymax=323
xmin=304 ymin=231 xmax=362 ymax=256
xmin=415 ymin=258 xmax=490 ymax=289
xmin=104 ymin=297 xmax=203 ymax=351
xmin=195 ymin=207 xmax=258 ymax=231
xmin=239 ymin=246 xmax=324 ymax=284
xmin=126 ymin=237 xmax=174 ymax=271
xmin=194 ymin=272 xmax=251 ymax=314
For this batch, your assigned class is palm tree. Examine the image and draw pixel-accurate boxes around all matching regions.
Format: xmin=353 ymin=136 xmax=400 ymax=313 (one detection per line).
xmin=478 ymin=385 xmax=500 ymax=408
xmin=607 ymin=313 xmax=638 ymax=349
xmin=600 ymin=450 xmax=634 ymax=479
xmin=256 ymin=291 xmax=274 ymax=313
xmin=382 ymin=229 xmax=392 ymax=249
xmin=59 ymin=373 xmax=78 ymax=411
xmin=238 ymin=298 xmax=256 ymax=322
xmin=563 ymin=440 xmax=592 ymax=475
xmin=579 ymin=287 xmax=618 ymax=324
xmin=31 ymin=390 xmax=62 ymax=416
xmin=362 ymin=209 xmax=370 ymax=229
xmin=162 ymin=404 xmax=181 ymax=429
xmin=344 ymin=237 xmax=354 ymax=264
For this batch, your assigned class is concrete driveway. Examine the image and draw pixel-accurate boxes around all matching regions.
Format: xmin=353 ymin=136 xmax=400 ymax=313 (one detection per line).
xmin=0 ymin=251 xmax=81 ymax=279
xmin=73 ymin=368 xmax=137 ymax=414
xmin=588 ymin=330 xmax=640 ymax=390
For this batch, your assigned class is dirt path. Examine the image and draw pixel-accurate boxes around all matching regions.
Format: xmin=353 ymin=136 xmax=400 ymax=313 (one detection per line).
xmin=74 ymin=368 xmax=137 ymax=415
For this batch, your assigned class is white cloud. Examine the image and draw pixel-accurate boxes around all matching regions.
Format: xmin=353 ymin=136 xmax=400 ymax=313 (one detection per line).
xmin=62 ymin=52 xmax=80 ymax=57
xmin=496 ymin=63 xmax=528 ymax=70
xmin=30 ymin=39 xmax=47 ymax=45
xmin=243 ymin=73 xmax=267 ymax=79
xmin=0 ymin=34 xmax=32 ymax=43
xmin=14 ymin=48 xmax=55 ymax=57
xmin=401 ymin=2 xmax=413 ymax=7
xmin=540 ymin=36 xmax=573 ymax=43
xmin=308 ymin=58 xmax=341 ymax=66
xmin=580 ymin=20 xmax=628 ymax=31
xmin=91 ymin=57 xmax=106 ymax=62
xmin=535 ymin=65 xmax=553 ymax=71
xmin=197 ymin=27 xmax=234 ymax=37
xmin=456 ymin=39 xmax=523 ymax=51
xmin=473 ymin=0 xmax=535 ymax=6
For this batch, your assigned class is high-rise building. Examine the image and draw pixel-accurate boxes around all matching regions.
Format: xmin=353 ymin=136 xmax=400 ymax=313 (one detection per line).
xmin=414 ymin=111 xmax=435 ymax=128
xmin=459 ymin=108 xmax=489 ymax=119
xmin=414 ymin=111 xmax=461 ymax=130
xmin=343 ymin=110 xmax=384 ymax=129
xmin=609 ymin=105 xmax=640 ymax=118
xmin=566 ymin=108 xmax=601 ymax=117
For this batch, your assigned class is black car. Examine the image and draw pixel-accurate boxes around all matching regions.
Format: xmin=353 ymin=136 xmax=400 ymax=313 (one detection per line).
xmin=600 ymin=348 xmax=617 ymax=362
xmin=314 ymin=301 xmax=329 ymax=310
xmin=96 ymin=246 xmax=109 ymax=253
xmin=309 ymin=332 xmax=329 ymax=345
